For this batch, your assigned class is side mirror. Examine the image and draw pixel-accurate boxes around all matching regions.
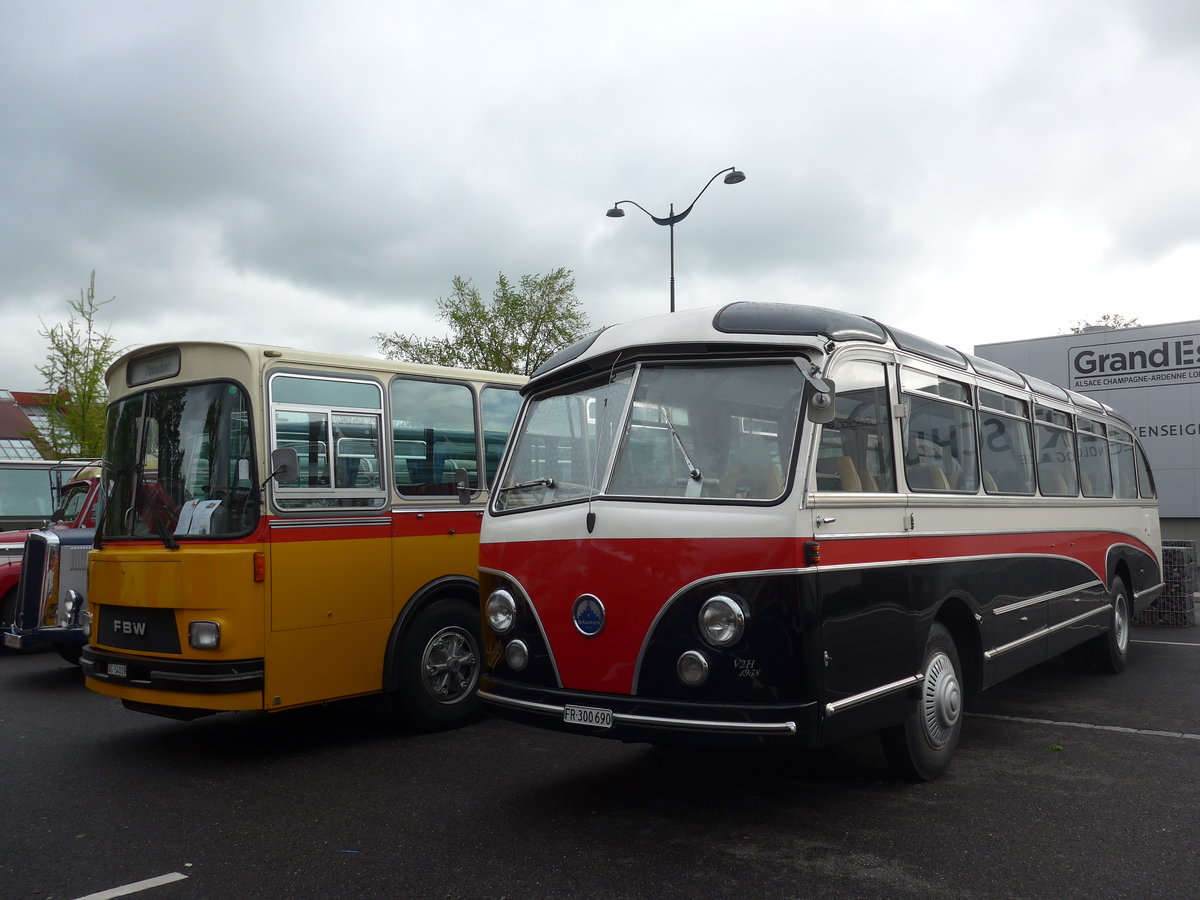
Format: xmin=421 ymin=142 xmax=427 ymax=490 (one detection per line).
xmin=796 ymin=359 xmax=837 ymax=424
xmin=269 ymin=447 xmax=300 ymax=484
xmin=805 ymin=376 xmax=837 ymax=425
xmin=454 ymin=467 xmax=472 ymax=505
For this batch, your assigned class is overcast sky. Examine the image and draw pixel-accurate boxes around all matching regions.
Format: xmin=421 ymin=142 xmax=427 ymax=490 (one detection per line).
xmin=3 ymin=0 xmax=1199 ymax=391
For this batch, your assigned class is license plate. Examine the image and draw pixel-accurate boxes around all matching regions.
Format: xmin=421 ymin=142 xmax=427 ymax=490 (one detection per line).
xmin=106 ymin=663 xmax=128 ymax=678
xmin=3 ymin=633 xmax=20 ymax=650
xmin=563 ymin=705 xmax=613 ymax=729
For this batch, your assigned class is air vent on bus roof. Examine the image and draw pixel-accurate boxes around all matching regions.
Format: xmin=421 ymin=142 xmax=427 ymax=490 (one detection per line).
xmin=713 ymin=302 xmax=887 ymax=343
xmin=962 ymin=353 xmax=1026 ymax=388
xmin=875 ymin=323 xmax=967 ymax=369
xmin=1023 ymin=374 xmax=1070 ymax=403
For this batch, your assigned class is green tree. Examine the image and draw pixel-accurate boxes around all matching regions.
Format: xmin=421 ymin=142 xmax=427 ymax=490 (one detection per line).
xmin=375 ymin=268 xmax=591 ymax=376
xmin=1068 ymin=313 xmax=1140 ymax=333
xmin=36 ymin=271 xmax=120 ymax=457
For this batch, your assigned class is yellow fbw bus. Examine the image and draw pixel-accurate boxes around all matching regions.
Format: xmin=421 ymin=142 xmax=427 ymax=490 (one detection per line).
xmin=81 ymin=341 xmax=524 ymax=727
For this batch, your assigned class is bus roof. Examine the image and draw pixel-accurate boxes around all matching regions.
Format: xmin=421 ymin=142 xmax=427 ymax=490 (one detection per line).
xmin=107 ymin=340 xmax=527 ymax=390
xmin=527 ymin=302 xmax=1128 ymax=426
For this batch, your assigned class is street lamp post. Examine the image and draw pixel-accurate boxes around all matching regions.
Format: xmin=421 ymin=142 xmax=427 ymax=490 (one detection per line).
xmin=606 ymin=166 xmax=746 ymax=313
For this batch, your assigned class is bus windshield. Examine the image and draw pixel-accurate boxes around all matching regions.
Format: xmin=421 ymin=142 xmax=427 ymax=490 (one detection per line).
xmin=101 ymin=381 xmax=254 ymax=541
xmin=495 ymin=361 xmax=803 ymax=510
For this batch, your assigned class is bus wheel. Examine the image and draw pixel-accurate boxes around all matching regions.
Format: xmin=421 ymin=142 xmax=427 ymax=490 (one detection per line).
xmin=393 ymin=600 xmax=482 ymax=731
xmin=881 ymin=622 xmax=963 ymax=782
xmin=55 ymin=644 xmax=84 ymax=665
xmin=1092 ymin=579 xmax=1130 ymax=675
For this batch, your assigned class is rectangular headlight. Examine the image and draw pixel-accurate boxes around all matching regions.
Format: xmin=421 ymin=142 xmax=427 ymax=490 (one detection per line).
xmin=188 ymin=621 xmax=221 ymax=650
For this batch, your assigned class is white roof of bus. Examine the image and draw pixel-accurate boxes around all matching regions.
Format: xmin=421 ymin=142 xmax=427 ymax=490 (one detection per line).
xmin=107 ymin=340 xmax=527 ymax=387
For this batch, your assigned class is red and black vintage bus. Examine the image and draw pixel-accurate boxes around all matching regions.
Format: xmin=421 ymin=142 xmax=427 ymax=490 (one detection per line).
xmin=477 ymin=303 xmax=1162 ymax=780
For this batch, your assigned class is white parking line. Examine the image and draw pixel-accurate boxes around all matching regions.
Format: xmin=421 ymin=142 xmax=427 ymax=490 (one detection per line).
xmin=970 ymin=712 xmax=1200 ymax=741
xmin=1132 ymin=638 xmax=1200 ymax=648
xmin=73 ymin=872 xmax=188 ymax=900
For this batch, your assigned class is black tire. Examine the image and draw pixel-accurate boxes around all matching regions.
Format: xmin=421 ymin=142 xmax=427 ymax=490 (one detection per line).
xmin=881 ymin=622 xmax=964 ymax=782
xmin=392 ymin=599 xmax=482 ymax=731
xmin=55 ymin=644 xmax=84 ymax=666
xmin=1091 ymin=579 xmax=1130 ymax=674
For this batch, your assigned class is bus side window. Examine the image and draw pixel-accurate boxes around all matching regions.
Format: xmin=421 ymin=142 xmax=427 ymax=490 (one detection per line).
xmin=481 ymin=386 xmax=522 ymax=489
xmin=1135 ymin=443 xmax=1156 ymax=499
xmin=391 ymin=378 xmax=478 ymax=497
xmin=270 ymin=374 xmax=387 ymax=510
xmin=901 ymin=369 xmax=979 ymax=493
xmin=1034 ymin=405 xmax=1078 ymax=497
xmin=977 ymin=390 xmax=1035 ymax=495
xmin=818 ymin=360 xmax=896 ymax=493
xmin=1109 ymin=426 xmax=1138 ymax=499
xmin=1077 ymin=418 xmax=1113 ymax=498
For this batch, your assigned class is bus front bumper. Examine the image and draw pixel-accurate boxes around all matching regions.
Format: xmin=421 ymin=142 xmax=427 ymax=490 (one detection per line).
xmin=80 ymin=646 xmax=265 ymax=695
xmin=478 ymin=677 xmax=820 ymax=747
xmin=4 ymin=626 xmax=85 ymax=651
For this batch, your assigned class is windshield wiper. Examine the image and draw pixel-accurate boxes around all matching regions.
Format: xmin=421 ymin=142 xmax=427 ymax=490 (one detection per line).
xmin=660 ymin=407 xmax=701 ymax=482
xmin=135 ymin=466 xmax=179 ymax=550
xmin=498 ymin=476 xmax=558 ymax=493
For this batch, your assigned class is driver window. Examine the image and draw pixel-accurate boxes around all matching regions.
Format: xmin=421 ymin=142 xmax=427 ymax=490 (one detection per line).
xmin=816 ymin=360 xmax=896 ymax=492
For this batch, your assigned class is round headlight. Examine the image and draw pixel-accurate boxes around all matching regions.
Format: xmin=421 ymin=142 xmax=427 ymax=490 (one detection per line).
xmin=505 ymin=640 xmax=529 ymax=671
xmin=486 ymin=589 xmax=517 ymax=635
xmin=677 ymin=650 xmax=710 ymax=687
xmin=698 ymin=595 xmax=747 ymax=648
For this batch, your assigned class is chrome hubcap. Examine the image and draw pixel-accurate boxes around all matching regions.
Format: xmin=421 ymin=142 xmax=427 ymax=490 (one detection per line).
xmin=1114 ymin=593 xmax=1129 ymax=653
xmin=422 ymin=626 xmax=478 ymax=704
xmin=922 ymin=651 xmax=961 ymax=749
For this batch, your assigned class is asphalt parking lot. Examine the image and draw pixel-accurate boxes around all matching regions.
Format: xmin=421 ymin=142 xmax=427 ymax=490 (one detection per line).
xmin=1 ymin=624 xmax=1197 ymax=900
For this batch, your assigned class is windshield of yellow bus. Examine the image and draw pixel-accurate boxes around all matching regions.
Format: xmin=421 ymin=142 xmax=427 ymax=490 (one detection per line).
xmin=494 ymin=361 xmax=803 ymax=510
xmin=101 ymin=381 xmax=254 ymax=540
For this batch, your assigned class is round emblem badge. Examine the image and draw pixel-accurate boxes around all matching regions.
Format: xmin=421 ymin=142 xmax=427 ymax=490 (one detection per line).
xmin=572 ymin=594 xmax=605 ymax=637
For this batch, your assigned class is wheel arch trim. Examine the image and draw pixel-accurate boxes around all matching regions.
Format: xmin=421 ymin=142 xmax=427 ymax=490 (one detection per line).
xmin=382 ymin=574 xmax=479 ymax=692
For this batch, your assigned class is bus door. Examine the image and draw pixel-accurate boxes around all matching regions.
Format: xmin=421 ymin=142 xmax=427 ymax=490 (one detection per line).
xmin=808 ymin=357 xmax=916 ymax=743
xmin=265 ymin=377 xmax=394 ymax=709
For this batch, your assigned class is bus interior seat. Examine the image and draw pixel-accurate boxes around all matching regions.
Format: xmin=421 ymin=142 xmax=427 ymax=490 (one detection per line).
xmin=907 ymin=465 xmax=951 ymax=491
xmin=835 ymin=456 xmax=862 ymax=492
xmin=1040 ymin=467 xmax=1070 ymax=496
xmin=721 ymin=440 xmax=783 ymax=498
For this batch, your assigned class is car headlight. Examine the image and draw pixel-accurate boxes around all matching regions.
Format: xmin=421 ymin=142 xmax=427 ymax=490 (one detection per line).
xmin=677 ymin=650 xmax=710 ymax=687
xmin=59 ymin=590 xmax=84 ymax=628
xmin=505 ymin=639 xmax=529 ymax=671
xmin=698 ymin=595 xmax=747 ymax=648
xmin=486 ymin=589 xmax=517 ymax=635
xmin=188 ymin=620 xmax=221 ymax=650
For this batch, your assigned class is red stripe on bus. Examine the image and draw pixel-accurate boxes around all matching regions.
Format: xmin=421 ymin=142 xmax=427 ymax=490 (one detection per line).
xmin=266 ymin=510 xmax=484 ymax=542
xmin=483 ymin=529 xmax=1152 ymax=695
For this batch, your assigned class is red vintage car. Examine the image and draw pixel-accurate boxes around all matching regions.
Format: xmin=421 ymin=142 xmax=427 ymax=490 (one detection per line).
xmin=0 ymin=462 xmax=102 ymax=642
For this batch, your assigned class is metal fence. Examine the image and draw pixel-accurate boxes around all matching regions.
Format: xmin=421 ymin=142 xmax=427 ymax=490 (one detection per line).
xmin=1133 ymin=540 xmax=1197 ymax=627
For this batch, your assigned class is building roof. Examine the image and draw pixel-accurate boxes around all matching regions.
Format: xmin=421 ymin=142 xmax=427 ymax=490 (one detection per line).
xmin=0 ymin=390 xmax=53 ymax=459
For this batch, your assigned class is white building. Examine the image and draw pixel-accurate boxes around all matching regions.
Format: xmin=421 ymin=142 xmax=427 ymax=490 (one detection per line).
xmin=977 ymin=319 xmax=1200 ymax=545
